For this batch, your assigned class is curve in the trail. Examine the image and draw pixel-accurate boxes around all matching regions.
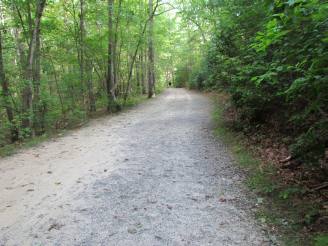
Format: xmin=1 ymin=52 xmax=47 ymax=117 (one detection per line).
xmin=0 ymin=88 xmax=270 ymax=246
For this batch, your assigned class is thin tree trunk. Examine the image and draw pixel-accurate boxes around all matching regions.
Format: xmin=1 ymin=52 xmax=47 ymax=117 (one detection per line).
xmin=21 ymin=0 xmax=46 ymax=131
xmin=136 ymin=54 xmax=141 ymax=94
xmin=13 ymin=28 xmax=27 ymax=73
xmin=27 ymin=1 xmax=33 ymax=39
xmin=86 ymin=61 xmax=96 ymax=112
xmin=113 ymin=0 xmax=122 ymax=88
xmin=123 ymin=0 xmax=160 ymax=100
xmin=0 ymin=23 xmax=19 ymax=142
xmin=49 ymin=59 xmax=65 ymax=115
xmin=70 ymin=1 xmax=84 ymax=100
xmin=79 ymin=0 xmax=85 ymax=106
xmin=140 ymin=50 xmax=146 ymax=94
xmin=32 ymin=11 xmax=44 ymax=135
xmin=115 ymin=37 xmax=123 ymax=96
xmin=80 ymin=0 xmax=95 ymax=112
xmin=106 ymin=0 xmax=118 ymax=112
xmin=147 ymin=0 xmax=155 ymax=98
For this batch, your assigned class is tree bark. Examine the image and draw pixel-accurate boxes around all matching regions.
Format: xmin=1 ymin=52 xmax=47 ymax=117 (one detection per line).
xmin=141 ymin=49 xmax=147 ymax=94
xmin=136 ymin=54 xmax=141 ymax=93
xmin=86 ymin=61 xmax=96 ymax=112
xmin=13 ymin=28 xmax=27 ymax=73
xmin=49 ymin=58 xmax=64 ymax=115
xmin=21 ymin=0 xmax=46 ymax=131
xmin=80 ymin=0 xmax=85 ymax=97
xmin=0 ymin=22 xmax=19 ymax=142
xmin=32 ymin=8 xmax=44 ymax=135
xmin=113 ymin=0 xmax=122 ymax=88
xmin=106 ymin=0 xmax=118 ymax=112
xmin=80 ymin=0 xmax=96 ymax=112
xmin=123 ymin=0 xmax=159 ymax=100
xmin=147 ymin=0 xmax=155 ymax=98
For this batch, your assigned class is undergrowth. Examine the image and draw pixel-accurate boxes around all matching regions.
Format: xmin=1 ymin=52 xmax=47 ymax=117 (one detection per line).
xmin=0 ymin=94 xmax=148 ymax=158
xmin=212 ymin=92 xmax=327 ymax=246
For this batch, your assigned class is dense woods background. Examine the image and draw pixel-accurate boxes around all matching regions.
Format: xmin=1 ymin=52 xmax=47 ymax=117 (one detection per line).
xmin=176 ymin=0 xmax=328 ymax=171
xmin=0 ymin=0 xmax=181 ymax=146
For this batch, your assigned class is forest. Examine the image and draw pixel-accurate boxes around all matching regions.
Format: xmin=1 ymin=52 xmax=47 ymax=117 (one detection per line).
xmin=0 ymin=0 xmax=327 ymax=244
xmin=176 ymin=0 xmax=328 ymax=171
xmin=0 ymin=0 xmax=181 ymax=145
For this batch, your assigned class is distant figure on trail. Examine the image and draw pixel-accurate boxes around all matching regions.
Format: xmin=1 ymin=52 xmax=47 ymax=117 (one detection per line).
xmin=168 ymin=82 xmax=172 ymax=87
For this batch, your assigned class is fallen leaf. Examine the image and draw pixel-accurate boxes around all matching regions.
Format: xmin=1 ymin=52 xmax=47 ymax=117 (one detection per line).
xmin=219 ymin=197 xmax=227 ymax=202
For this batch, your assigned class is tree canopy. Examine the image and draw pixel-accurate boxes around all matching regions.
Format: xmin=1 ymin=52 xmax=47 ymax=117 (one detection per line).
xmin=0 ymin=0 xmax=181 ymax=143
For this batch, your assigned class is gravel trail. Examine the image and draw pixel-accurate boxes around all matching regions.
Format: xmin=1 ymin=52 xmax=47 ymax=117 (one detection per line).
xmin=0 ymin=88 xmax=270 ymax=245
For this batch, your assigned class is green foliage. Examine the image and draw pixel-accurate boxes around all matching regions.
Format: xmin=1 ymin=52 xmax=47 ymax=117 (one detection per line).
xmin=171 ymin=1 xmax=327 ymax=243
xmin=278 ymin=187 xmax=303 ymax=200
xmin=212 ymin=93 xmax=325 ymax=244
xmin=0 ymin=0 xmax=174 ymax=146
xmin=174 ymin=66 xmax=189 ymax=88
xmin=189 ymin=0 xmax=328 ymax=167
xmin=314 ymin=234 xmax=328 ymax=246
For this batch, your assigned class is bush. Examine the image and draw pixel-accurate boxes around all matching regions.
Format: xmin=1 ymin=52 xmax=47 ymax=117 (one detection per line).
xmin=192 ymin=0 xmax=328 ymax=167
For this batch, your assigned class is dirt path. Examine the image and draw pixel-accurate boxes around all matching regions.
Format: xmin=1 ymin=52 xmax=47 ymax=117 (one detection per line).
xmin=0 ymin=89 xmax=271 ymax=245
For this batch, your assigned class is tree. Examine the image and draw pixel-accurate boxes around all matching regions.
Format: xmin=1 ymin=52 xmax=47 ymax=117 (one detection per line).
xmin=106 ymin=0 xmax=117 ymax=112
xmin=0 ymin=14 xmax=18 ymax=142
xmin=80 ymin=0 xmax=95 ymax=112
xmin=147 ymin=0 xmax=155 ymax=98
xmin=21 ymin=0 xmax=46 ymax=133
xmin=0 ymin=0 xmax=174 ymax=146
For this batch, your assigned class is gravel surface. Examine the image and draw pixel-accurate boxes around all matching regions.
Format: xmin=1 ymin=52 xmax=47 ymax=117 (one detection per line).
xmin=0 ymin=88 xmax=271 ymax=245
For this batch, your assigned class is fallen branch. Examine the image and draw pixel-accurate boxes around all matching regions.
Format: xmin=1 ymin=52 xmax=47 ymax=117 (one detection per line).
xmin=279 ymin=155 xmax=304 ymax=169
xmin=311 ymin=182 xmax=328 ymax=192
xmin=279 ymin=155 xmax=293 ymax=163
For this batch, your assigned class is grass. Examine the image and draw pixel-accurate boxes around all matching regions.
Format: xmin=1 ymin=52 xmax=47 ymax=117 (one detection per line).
xmin=0 ymin=94 xmax=149 ymax=158
xmin=211 ymin=93 xmax=326 ymax=246
xmin=0 ymin=134 xmax=51 ymax=157
xmin=121 ymin=94 xmax=148 ymax=108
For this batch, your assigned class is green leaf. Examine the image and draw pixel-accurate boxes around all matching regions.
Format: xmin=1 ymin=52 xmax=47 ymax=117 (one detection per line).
xmin=287 ymin=0 xmax=296 ymax=6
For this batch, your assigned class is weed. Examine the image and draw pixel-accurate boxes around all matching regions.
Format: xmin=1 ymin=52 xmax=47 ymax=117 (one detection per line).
xmin=211 ymin=93 xmax=324 ymax=245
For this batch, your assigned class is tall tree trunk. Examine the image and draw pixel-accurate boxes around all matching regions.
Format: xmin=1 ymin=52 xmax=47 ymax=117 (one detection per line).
xmin=49 ymin=59 xmax=65 ymax=115
xmin=21 ymin=0 xmax=46 ymax=131
xmin=86 ymin=61 xmax=96 ymax=112
xmin=113 ymin=0 xmax=122 ymax=88
xmin=123 ymin=1 xmax=160 ymax=100
xmin=0 ymin=21 xmax=19 ymax=142
xmin=115 ymin=37 xmax=123 ymax=96
xmin=13 ymin=28 xmax=27 ymax=73
xmin=79 ymin=0 xmax=85 ymax=106
xmin=147 ymin=0 xmax=155 ymax=98
xmin=141 ymin=50 xmax=146 ymax=94
xmin=106 ymin=0 xmax=118 ymax=112
xmin=32 ymin=12 xmax=44 ymax=135
xmin=136 ymin=54 xmax=141 ymax=94
xmin=80 ymin=0 xmax=96 ymax=112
